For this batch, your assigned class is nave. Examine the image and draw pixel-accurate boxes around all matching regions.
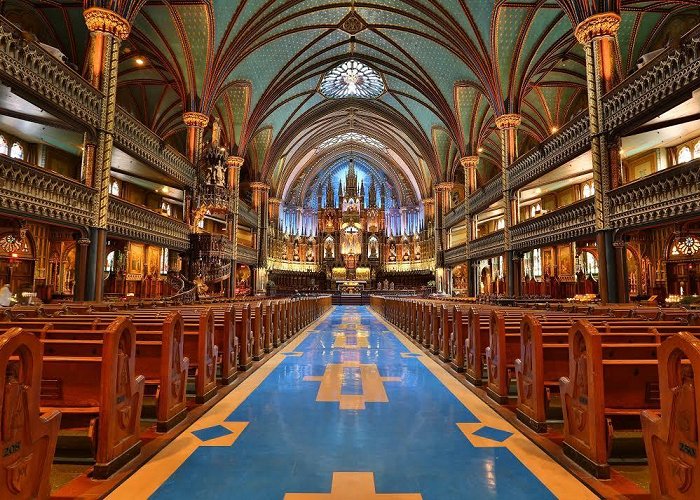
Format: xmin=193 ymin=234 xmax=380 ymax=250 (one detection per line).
xmin=110 ymin=306 xmax=593 ymax=499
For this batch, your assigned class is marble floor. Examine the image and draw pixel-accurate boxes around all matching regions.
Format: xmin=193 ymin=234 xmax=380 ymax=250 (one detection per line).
xmin=109 ymin=306 xmax=597 ymax=499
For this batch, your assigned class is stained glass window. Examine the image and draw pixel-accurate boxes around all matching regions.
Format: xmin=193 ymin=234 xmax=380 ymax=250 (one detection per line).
xmin=160 ymin=248 xmax=169 ymax=274
xmin=10 ymin=142 xmax=23 ymax=160
xmin=583 ymin=184 xmax=591 ymax=198
xmin=672 ymin=236 xmax=700 ymax=256
xmin=0 ymin=136 xmax=7 ymax=155
xmin=678 ymin=146 xmax=692 ymax=164
xmin=317 ymin=132 xmax=387 ymax=151
xmin=110 ymin=180 xmax=120 ymax=196
xmin=533 ymin=249 xmax=542 ymax=277
xmin=694 ymin=141 xmax=700 ymax=159
xmin=320 ymin=60 xmax=385 ymax=99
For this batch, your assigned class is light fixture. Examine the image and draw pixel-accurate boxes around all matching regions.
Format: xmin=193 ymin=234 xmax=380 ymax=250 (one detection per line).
xmin=135 ymin=57 xmax=145 ymax=66
xmin=550 ymin=126 xmax=559 ymax=134
xmin=161 ymin=186 xmax=170 ymax=194
xmin=477 ymin=147 xmax=484 ymax=153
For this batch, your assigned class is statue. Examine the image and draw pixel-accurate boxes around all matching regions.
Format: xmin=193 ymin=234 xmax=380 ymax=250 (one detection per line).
xmin=369 ymin=238 xmax=378 ymax=259
xmin=306 ymin=244 xmax=314 ymax=262
xmin=389 ymin=241 xmax=397 ymax=262
xmin=324 ymin=238 xmax=334 ymax=259
xmin=293 ymin=240 xmax=300 ymax=261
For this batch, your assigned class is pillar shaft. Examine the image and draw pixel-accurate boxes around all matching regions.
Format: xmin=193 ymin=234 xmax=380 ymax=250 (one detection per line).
xmin=227 ymin=156 xmax=243 ymax=297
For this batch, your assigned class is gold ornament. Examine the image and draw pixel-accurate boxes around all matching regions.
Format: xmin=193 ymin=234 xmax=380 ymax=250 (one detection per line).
xmin=574 ymin=13 xmax=621 ymax=45
xmin=183 ymin=112 xmax=209 ymax=128
xmin=460 ymin=156 xmax=479 ymax=169
xmin=84 ymin=8 xmax=131 ymax=40
xmin=226 ymin=156 xmax=244 ymax=169
xmin=495 ymin=113 xmax=522 ymax=130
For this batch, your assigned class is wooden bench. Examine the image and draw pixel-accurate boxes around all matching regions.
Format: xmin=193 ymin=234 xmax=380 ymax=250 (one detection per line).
xmin=0 ymin=328 xmax=61 ymax=498
xmin=642 ymin=331 xmax=700 ymax=499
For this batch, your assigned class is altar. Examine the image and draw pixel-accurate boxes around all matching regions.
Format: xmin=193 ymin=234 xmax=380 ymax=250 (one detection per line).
xmin=337 ymin=280 xmax=366 ymax=294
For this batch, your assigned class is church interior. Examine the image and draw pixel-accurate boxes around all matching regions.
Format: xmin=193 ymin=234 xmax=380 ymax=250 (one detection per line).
xmin=1 ymin=0 xmax=700 ymax=498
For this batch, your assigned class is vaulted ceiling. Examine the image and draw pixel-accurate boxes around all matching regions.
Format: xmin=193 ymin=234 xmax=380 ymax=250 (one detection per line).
xmin=5 ymin=0 xmax=699 ymax=195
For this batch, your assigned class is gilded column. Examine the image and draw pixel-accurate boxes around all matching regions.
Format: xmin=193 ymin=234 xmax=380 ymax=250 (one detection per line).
xmin=495 ymin=113 xmax=522 ymax=297
xmin=83 ymin=7 xmax=130 ymax=302
xmin=434 ymin=182 xmax=453 ymax=291
xmin=461 ymin=156 xmax=479 ymax=296
xmin=575 ymin=12 xmax=622 ymax=303
xmin=251 ymin=182 xmax=270 ymax=294
xmin=227 ymin=156 xmax=243 ymax=297
xmin=183 ymin=112 xmax=209 ymax=164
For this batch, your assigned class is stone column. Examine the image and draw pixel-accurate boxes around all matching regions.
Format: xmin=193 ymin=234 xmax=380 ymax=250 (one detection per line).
xmin=183 ymin=112 xmax=209 ymax=164
xmin=434 ymin=183 xmax=453 ymax=291
xmin=575 ymin=12 xmax=622 ymax=303
xmin=251 ymin=182 xmax=270 ymax=294
xmin=227 ymin=156 xmax=243 ymax=297
xmin=461 ymin=156 xmax=479 ymax=296
xmin=495 ymin=113 xmax=522 ymax=298
xmin=83 ymin=7 xmax=131 ymax=302
xmin=81 ymin=135 xmax=97 ymax=187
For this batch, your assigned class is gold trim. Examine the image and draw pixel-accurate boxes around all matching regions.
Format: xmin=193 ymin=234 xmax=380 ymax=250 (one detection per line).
xmin=83 ymin=7 xmax=131 ymax=40
xmin=183 ymin=112 xmax=209 ymax=128
xmin=226 ymin=156 xmax=244 ymax=169
xmin=574 ymin=13 xmax=621 ymax=45
xmin=435 ymin=182 xmax=454 ymax=191
xmin=460 ymin=156 xmax=479 ymax=169
xmin=250 ymin=182 xmax=270 ymax=191
xmin=495 ymin=113 xmax=522 ymax=130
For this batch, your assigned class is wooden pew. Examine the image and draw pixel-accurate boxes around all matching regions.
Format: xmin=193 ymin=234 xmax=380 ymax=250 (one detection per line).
xmin=449 ymin=306 xmax=465 ymax=372
xmin=642 ymin=331 xmax=700 ymax=499
xmin=0 ymin=317 xmax=145 ymax=478
xmin=0 ymin=328 xmax=61 ymax=499
xmin=559 ymin=320 xmax=660 ymax=479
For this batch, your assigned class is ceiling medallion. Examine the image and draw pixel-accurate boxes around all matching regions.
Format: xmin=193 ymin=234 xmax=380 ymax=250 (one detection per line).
xmin=339 ymin=12 xmax=366 ymax=35
xmin=320 ymin=60 xmax=385 ymax=99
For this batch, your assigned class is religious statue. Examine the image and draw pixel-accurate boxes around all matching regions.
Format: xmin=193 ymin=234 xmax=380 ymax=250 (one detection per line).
xmin=389 ymin=241 xmax=397 ymax=262
xmin=293 ymin=240 xmax=300 ymax=261
xmin=324 ymin=238 xmax=334 ymax=259
xmin=306 ymin=244 xmax=314 ymax=262
xmin=369 ymin=238 xmax=378 ymax=259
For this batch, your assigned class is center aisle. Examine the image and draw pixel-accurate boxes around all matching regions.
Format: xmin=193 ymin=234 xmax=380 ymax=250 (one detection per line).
xmin=110 ymin=306 xmax=596 ymax=499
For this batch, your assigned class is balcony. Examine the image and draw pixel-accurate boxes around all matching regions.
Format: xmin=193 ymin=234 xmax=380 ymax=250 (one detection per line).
xmin=509 ymin=111 xmax=590 ymax=191
xmin=238 ymin=201 xmax=258 ymax=228
xmin=0 ymin=16 xmax=195 ymax=187
xmin=469 ymin=177 xmax=502 ymax=215
xmin=236 ymin=244 xmax=258 ymax=266
xmin=444 ymin=201 xmax=466 ymax=229
xmin=469 ymin=230 xmax=505 ymax=260
xmin=511 ymin=199 xmax=595 ymax=251
xmin=444 ymin=245 xmax=467 ymax=266
xmin=609 ymin=160 xmax=700 ymax=230
xmin=107 ymin=197 xmax=190 ymax=251
xmin=0 ymin=156 xmax=95 ymax=228
xmin=604 ymin=23 xmax=700 ymax=134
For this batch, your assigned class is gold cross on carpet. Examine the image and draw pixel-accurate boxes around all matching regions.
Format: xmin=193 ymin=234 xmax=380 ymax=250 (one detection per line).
xmin=284 ymin=472 xmax=422 ymax=499
xmin=304 ymin=363 xmax=400 ymax=410
xmin=332 ymin=330 xmax=369 ymax=348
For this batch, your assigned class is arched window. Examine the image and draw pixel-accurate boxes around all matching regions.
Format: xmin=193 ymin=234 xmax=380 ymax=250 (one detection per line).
xmin=679 ymin=146 xmax=692 ymax=164
xmin=110 ymin=180 xmax=120 ymax=196
xmin=10 ymin=142 xmax=23 ymax=160
xmin=161 ymin=202 xmax=172 ymax=216
xmin=583 ymin=184 xmax=591 ymax=198
xmin=693 ymin=140 xmax=700 ymax=159
xmin=535 ymin=203 xmax=541 ymax=212
xmin=160 ymin=248 xmax=169 ymax=274
xmin=197 ymin=218 xmax=205 ymax=229
xmin=530 ymin=205 xmax=536 ymax=217
xmin=533 ymin=249 xmax=542 ymax=277
xmin=105 ymin=251 xmax=115 ymax=272
xmin=584 ymin=252 xmax=599 ymax=276
xmin=497 ymin=218 xmax=505 ymax=230
xmin=0 ymin=136 xmax=7 ymax=155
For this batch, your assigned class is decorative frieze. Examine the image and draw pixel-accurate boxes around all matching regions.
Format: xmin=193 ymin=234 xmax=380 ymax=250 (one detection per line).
xmin=444 ymin=245 xmax=467 ymax=266
xmin=469 ymin=230 xmax=506 ymax=260
xmin=609 ymin=160 xmax=700 ymax=229
xmin=511 ymin=199 xmax=595 ymax=251
xmin=107 ymin=197 xmax=190 ymax=251
xmin=0 ymin=157 xmax=95 ymax=228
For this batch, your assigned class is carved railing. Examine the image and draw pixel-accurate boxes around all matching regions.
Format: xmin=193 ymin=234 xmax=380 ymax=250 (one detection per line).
xmin=236 ymin=244 xmax=258 ymax=265
xmin=444 ymin=245 xmax=467 ymax=266
xmin=238 ymin=201 xmax=259 ymax=228
xmin=511 ymin=199 xmax=595 ymax=251
xmin=609 ymin=160 xmax=700 ymax=229
xmin=107 ymin=197 xmax=190 ymax=251
xmin=0 ymin=17 xmax=194 ymax=187
xmin=195 ymin=183 xmax=232 ymax=212
xmin=469 ymin=229 xmax=505 ymax=260
xmin=0 ymin=17 xmax=101 ymax=128
xmin=444 ymin=201 xmax=466 ymax=228
xmin=604 ymin=24 xmax=700 ymax=134
xmin=190 ymin=233 xmax=234 ymax=259
xmin=203 ymin=262 xmax=232 ymax=284
xmin=469 ymin=177 xmax=502 ymax=215
xmin=509 ymin=112 xmax=590 ymax=190
xmin=383 ymin=259 xmax=435 ymax=273
xmin=0 ymin=157 xmax=95 ymax=228
xmin=114 ymin=111 xmax=195 ymax=186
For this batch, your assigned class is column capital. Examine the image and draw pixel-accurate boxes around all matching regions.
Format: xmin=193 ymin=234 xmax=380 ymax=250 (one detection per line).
xmin=422 ymin=197 xmax=434 ymax=205
xmin=250 ymin=182 xmax=270 ymax=191
xmin=460 ymin=156 xmax=479 ymax=169
xmin=269 ymin=197 xmax=282 ymax=205
xmin=574 ymin=12 xmax=621 ymax=45
xmin=495 ymin=113 xmax=522 ymax=130
xmin=84 ymin=7 xmax=131 ymax=40
xmin=76 ymin=238 xmax=91 ymax=246
xmin=183 ymin=111 xmax=209 ymax=129
xmin=435 ymin=182 xmax=454 ymax=192
xmin=226 ymin=156 xmax=244 ymax=169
